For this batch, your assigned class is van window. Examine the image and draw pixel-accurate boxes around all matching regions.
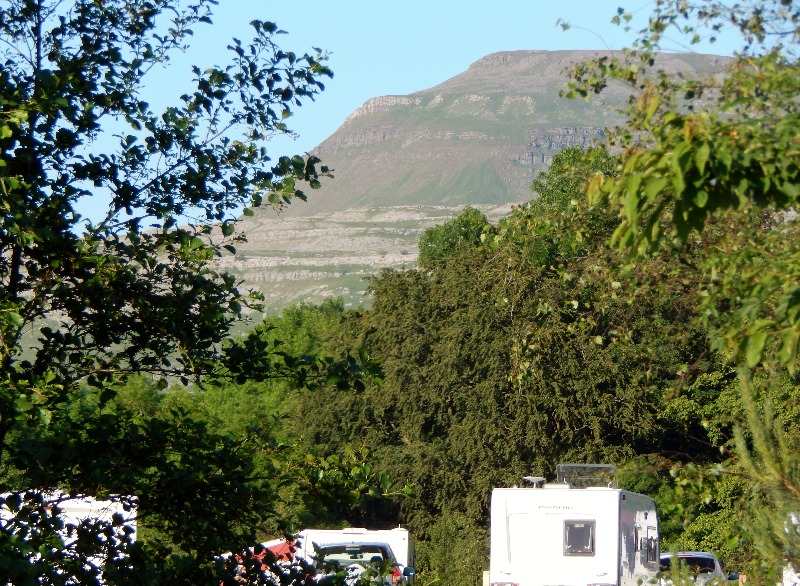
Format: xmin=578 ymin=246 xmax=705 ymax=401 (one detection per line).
xmin=564 ymin=520 xmax=595 ymax=556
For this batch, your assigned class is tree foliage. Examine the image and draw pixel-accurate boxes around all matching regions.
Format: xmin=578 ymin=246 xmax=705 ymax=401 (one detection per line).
xmin=233 ymin=143 xmax=800 ymax=583
xmin=564 ymin=0 xmax=800 ymax=579
xmin=417 ymin=206 xmax=491 ymax=269
xmin=567 ymin=0 xmax=800 ymax=370
xmin=0 ymin=0 xmax=339 ymax=582
xmin=282 ymin=147 xmax=769 ymax=582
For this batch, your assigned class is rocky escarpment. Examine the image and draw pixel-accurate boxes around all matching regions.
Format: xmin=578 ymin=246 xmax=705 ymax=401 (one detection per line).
xmin=527 ymin=127 xmax=606 ymax=167
xmin=344 ymin=96 xmax=424 ymax=121
xmin=226 ymin=204 xmax=513 ymax=310
xmin=277 ymin=50 xmax=728 ymax=216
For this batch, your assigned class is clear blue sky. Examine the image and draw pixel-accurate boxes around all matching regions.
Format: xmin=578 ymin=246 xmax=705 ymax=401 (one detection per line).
xmin=147 ymin=0 xmax=739 ymax=155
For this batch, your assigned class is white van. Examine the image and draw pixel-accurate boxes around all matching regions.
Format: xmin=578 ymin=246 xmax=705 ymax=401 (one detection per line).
xmin=489 ymin=482 xmax=659 ymax=586
xmin=298 ymin=527 xmax=415 ymax=583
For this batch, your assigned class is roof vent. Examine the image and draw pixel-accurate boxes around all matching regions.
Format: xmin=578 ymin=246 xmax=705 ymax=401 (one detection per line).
xmin=556 ymin=463 xmax=617 ymax=488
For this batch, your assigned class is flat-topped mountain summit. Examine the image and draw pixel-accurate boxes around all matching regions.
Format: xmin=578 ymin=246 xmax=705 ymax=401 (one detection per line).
xmin=280 ymin=50 xmax=728 ymax=215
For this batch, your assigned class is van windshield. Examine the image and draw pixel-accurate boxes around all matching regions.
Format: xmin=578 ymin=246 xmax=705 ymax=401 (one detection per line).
xmin=317 ymin=544 xmax=393 ymax=569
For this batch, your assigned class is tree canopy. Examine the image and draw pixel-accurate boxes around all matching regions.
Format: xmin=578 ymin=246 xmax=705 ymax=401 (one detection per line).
xmin=565 ymin=0 xmax=800 ymax=577
xmin=276 ymin=147 xmax=786 ymax=583
xmin=0 ymin=1 xmax=339 ymax=582
xmin=2 ymin=1 xmax=798 ymax=584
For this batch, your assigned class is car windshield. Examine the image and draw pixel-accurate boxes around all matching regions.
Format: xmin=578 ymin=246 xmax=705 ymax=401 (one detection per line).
xmin=661 ymin=555 xmax=716 ymax=574
xmin=317 ymin=545 xmax=392 ymax=569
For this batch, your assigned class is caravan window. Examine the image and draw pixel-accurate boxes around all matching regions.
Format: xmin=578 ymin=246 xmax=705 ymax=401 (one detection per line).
xmin=564 ymin=520 xmax=595 ymax=556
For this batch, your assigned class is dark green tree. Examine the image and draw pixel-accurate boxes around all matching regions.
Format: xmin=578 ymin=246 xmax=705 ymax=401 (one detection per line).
xmin=417 ymin=206 xmax=492 ymax=269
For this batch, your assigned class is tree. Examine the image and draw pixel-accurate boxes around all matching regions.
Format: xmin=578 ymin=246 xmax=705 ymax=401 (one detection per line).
xmin=268 ymin=145 xmax=798 ymax=581
xmin=417 ymin=206 xmax=491 ymax=269
xmin=289 ymin=147 xmax=739 ymax=582
xmin=0 ymin=0 xmax=333 ymax=582
xmin=565 ymin=0 xmax=800 ymax=578
xmin=567 ymin=0 xmax=800 ymax=369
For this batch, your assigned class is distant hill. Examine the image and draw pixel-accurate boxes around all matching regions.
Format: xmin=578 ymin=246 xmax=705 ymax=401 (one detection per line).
xmin=281 ymin=50 xmax=728 ymax=215
xmin=231 ymin=50 xmax=728 ymax=308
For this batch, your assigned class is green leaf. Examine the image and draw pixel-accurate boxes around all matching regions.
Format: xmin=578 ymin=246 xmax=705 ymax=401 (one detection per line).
xmin=693 ymin=190 xmax=709 ymax=208
xmin=745 ymin=330 xmax=768 ymax=368
xmin=623 ymin=174 xmax=643 ymax=219
xmin=781 ymin=181 xmax=799 ymax=200
xmin=695 ymin=142 xmax=710 ymax=174
xmin=644 ymin=176 xmax=668 ymax=202
xmin=670 ymin=153 xmax=687 ymax=196
xmin=9 ymin=311 xmax=23 ymax=328
xmin=647 ymin=95 xmax=661 ymax=121
xmin=778 ymin=328 xmax=799 ymax=365
xmin=15 ymin=394 xmax=32 ymax=412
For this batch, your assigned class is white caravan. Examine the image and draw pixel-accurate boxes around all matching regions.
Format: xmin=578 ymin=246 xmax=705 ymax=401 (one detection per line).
xmin=0 ymin=492 xmax=137 ymax=543
xmin=1 ymin=492 xmax=136 ymax=583
xmin=490 ymin=482 xmax=659 ymax=586
xmin=54 ymin=495 xmax=137 ymax=543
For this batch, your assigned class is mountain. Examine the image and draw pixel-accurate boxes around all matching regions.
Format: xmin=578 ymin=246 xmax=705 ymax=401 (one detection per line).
xmin=230 ymin=50 xmax=728 ymax=309
xmin=289 ymin=50 xmax=728 ymax=215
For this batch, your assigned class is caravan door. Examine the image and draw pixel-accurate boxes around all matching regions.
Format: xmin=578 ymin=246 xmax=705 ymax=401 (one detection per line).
xmin=618 ymin=491 xmax=659 ymax=586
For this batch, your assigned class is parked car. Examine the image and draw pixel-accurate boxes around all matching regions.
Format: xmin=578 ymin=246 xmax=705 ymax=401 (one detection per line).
xmin=660 ymin=552 xmax=733 ymax=584
xmin=313 ymin=542 xmax=407 ymax=586
xmin=222 ymin=529 xmax=415 ymax=586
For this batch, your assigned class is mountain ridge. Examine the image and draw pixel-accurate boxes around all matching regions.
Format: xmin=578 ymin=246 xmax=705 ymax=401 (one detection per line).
xmin=275 ymin=49 xmax=728 ymax=216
